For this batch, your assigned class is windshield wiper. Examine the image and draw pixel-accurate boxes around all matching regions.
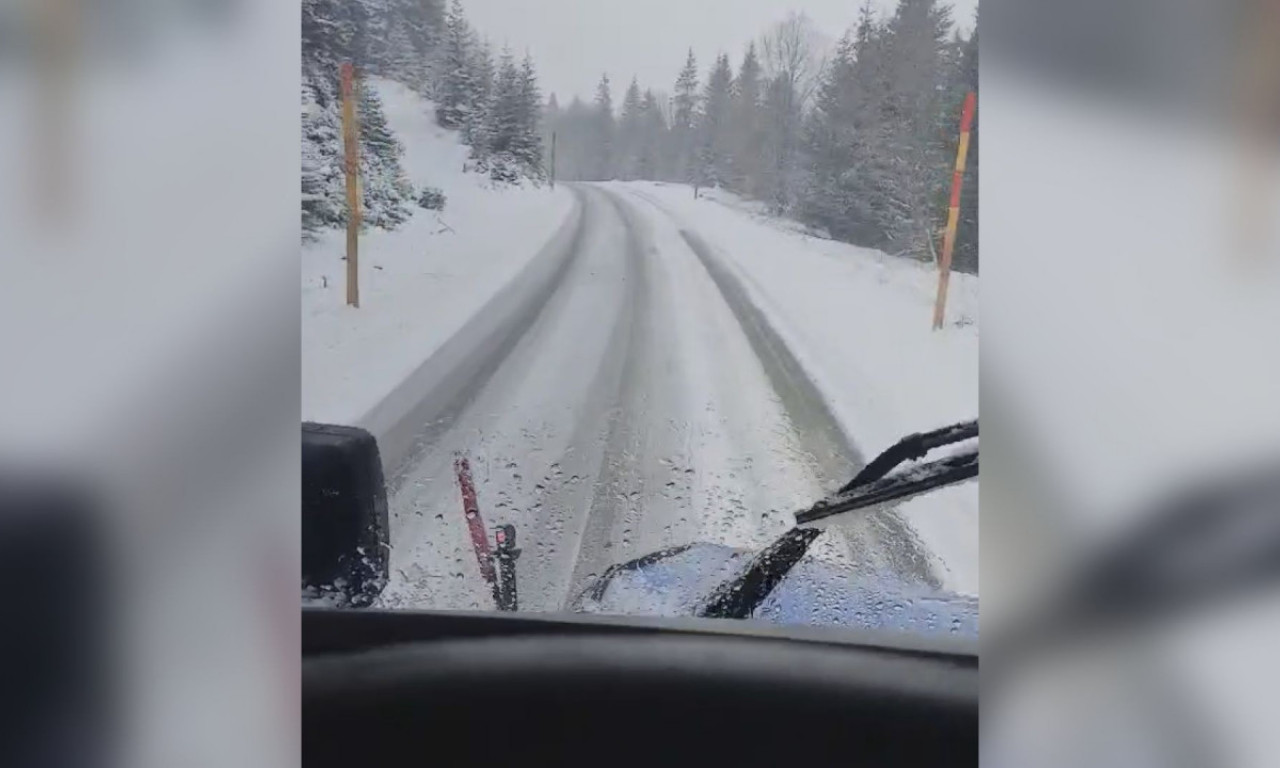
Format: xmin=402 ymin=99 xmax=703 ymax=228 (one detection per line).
xmin=698 ymin=528 xmax=824 ymax=619
xmin=698 ymin=420 xmax=979 ymax=620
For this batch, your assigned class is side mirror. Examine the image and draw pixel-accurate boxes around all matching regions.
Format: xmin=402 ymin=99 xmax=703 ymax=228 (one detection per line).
xmin=302 ymin=423 xmax=389 ymax=607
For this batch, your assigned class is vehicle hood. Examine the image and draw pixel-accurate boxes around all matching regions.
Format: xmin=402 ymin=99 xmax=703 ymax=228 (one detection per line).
xmin=572 ymin=542 xmax=979 ymax=640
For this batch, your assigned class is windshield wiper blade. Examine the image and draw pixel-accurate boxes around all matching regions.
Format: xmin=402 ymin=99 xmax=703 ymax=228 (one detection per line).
xmin=693 ymin=420 xmax=978 ymax=620
xmin=839 ymin=420 xmax=977 ymax=494
xmin=797 ymin=450 xmax=978 ymax=525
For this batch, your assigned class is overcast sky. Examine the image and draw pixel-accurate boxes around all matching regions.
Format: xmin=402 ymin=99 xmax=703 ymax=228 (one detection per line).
xmin=462 ymin=0 xmax=979 ymax=105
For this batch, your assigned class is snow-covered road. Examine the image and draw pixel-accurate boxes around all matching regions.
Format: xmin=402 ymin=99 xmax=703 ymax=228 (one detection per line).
xmin=378 ymin=183 xmax=941 ymax=613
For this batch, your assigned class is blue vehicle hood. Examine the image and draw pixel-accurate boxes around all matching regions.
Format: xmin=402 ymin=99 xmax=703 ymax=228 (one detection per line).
xmin=572 ymin=542 xmax=979 ymax=641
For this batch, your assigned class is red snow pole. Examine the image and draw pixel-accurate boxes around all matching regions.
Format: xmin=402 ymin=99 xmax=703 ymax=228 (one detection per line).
xmin=455 ymin=456 xmax=498 ymax=594
xmin=933 ymin=91 xmax=976 ymax=331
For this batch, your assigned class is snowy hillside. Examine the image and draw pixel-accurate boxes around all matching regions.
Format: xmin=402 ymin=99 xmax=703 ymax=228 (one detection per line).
xmin=302 ymin=78 xmax=574 ymax=426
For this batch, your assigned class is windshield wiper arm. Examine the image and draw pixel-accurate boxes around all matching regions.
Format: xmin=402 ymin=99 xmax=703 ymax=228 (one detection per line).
xmin=695 ymin=419 xmax=978 ymax=619
xmin=697 ymin=528 xmax=824 ymax=620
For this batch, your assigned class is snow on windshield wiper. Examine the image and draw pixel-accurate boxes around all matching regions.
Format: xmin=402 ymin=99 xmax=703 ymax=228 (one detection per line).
xmin=696 ymin=420 xmax=978 ymax=620
xmin=796 ymin=421 xmax=978 ymax=525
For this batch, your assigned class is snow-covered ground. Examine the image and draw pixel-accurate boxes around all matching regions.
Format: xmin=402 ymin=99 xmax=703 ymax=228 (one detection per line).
xmin=302 ymin=78 xmax=574 ymax=426
xmin=607 ymin=182 xmax=979 ymax=596
xmin=302 ymin=79 xmax=978 ymax=609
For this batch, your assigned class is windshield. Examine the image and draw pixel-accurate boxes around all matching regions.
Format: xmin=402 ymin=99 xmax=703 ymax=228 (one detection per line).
xmin=301 ymin=0 xmax=979 ymax=635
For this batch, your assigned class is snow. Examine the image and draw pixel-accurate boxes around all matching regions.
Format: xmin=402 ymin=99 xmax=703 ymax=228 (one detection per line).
xmin=302 ymin=78 xmax=575 ymax=426
xmin=606 ymin=182 xmax=980 ymax=596
xmin=300 ymin=77 xmax=978 ymax=603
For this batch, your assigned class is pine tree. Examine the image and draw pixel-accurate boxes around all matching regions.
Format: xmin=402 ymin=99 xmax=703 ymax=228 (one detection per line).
xmin=695 ymin=53 xmax=735 ymax=188
xmin=730 ymin=43 xmax=763 ymax=195
xmin=591 ymin=73 xmax=616 ymax=180
xmin=672 ymin=49 xmax=701 ymax=182
xmin=390 ymin=0 xmax=446 ymax=88
xmin=617 ymin=77 xmax=645 ymax=180
xmin=514 ymin=54 xmax=546 ymax=179
xmin=465 ymin=37 xmax=496 ymax=152
xmin=436 ymin=0 xmax=476 ymax=129
xmin=799 ymin=30 xmax=866 ymax=239
xmin=487 ymin=48 xmax=521 ymax=155
xmin=759 ymin=74 xmax=803 ymax=214
xmin=637 ymin=89 xmax=668 ymax=180
xmin=871 ymin=0 xmax=954 ymax=257
xmin=560 ymin=96 xmax=593 ymax=180
xmin=543 ymin=93 xmax=561 ymax=173
xmin=302 ymin=0 xmax=415 ymax=236
xmin=358 ymin=82 xmax=413 ymax=228
xmin=302 ymin=80 xmax=346 ymax=234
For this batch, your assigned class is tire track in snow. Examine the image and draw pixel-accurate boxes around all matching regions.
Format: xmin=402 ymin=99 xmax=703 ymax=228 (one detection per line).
xmin=366 ymin=187 xmax=590 ymax=487
xmin=559 ymin=188 xmax=704 ymax=606
xmin=613 ymin=186 xmax=940 ymax=590
xmin=381 ymin=185 xmax=634 ymax=611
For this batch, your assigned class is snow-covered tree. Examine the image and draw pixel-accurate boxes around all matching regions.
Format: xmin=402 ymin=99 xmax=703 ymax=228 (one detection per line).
xmin=590 ymin=74 xmax=616 ymax=180
xmin=301 ymin=81 xmax=346 ymax=234
xmin=617 ymin=77 xmax=645 ymax=180
xmin=637 ymin=89 xmax=669 ymax=181
xmin=729 ymin=42 xmax=764 ymax=195
xmin=758 ymin=74 xmax=804 ymax=213
xmin=464 ymin=37 xmax=496 ymax=152
xmin=477 ymin=49 xmax=545 ymax=182
xmin=872 ymin=0 xmax=954 ymax=257
xmin=671 ymin=49 xmax=701 ymax=182
xmin=302 ymin=0 xmax=415 ymax=236
xmin=358 ymin=82 xmax=413 ymax=228
xmin=695 ymin=53 xmax=735 ymax=188
xmin=389 ymin=0 xmax=446 ymax=88
xmin=513 ymin=53 xmax=546 ymax=178
xmin=435 ymin=0 xmax=477 ymax=130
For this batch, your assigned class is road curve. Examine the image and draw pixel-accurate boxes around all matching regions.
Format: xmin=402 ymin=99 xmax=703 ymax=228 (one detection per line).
xmin=377 ymin=183 xmax=938 ymax=613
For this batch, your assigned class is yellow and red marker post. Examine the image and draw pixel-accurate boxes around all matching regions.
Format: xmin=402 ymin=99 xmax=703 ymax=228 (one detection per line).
xmin=933 ymin=91 xmax=976 ymax=331
xmin=341 ymin=62 xmax=362 ymax=308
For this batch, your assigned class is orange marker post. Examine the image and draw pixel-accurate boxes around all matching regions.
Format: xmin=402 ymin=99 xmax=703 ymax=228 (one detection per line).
xmin=933 ymin=91 xmax=976 ymax=331
xmin=341 ymin=62 xmax=361 ymax=308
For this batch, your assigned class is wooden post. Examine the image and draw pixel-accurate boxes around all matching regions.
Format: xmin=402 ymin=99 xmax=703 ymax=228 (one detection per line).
xmin=933 ymin=91 xmax=976 ymax=331
xmin=550 ymin=131 xmax=557 ymax=190
xmin=341 ymin=62 xmax=361 ymax=308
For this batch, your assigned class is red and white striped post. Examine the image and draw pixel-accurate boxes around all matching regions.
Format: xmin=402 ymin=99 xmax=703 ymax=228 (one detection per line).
xmin=933 ymin=91 xmax=976 ymax=331
xmin=454 ymin=456 xmax=498 ymax=592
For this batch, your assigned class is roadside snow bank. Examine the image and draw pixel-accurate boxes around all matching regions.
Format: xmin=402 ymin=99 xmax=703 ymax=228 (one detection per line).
xmin=303 ymin=79 xmax=574 ymax=426
xmin=613 ymin=182 xmax=979 ymax=596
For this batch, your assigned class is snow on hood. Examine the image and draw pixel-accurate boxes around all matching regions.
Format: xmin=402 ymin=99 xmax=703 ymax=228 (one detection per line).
xmin=574 ymin=541 xmax=979 ymax=640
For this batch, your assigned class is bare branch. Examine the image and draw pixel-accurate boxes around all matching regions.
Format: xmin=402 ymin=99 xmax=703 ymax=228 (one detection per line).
xmin=758 ymin=12 xmax=827 ymax=106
